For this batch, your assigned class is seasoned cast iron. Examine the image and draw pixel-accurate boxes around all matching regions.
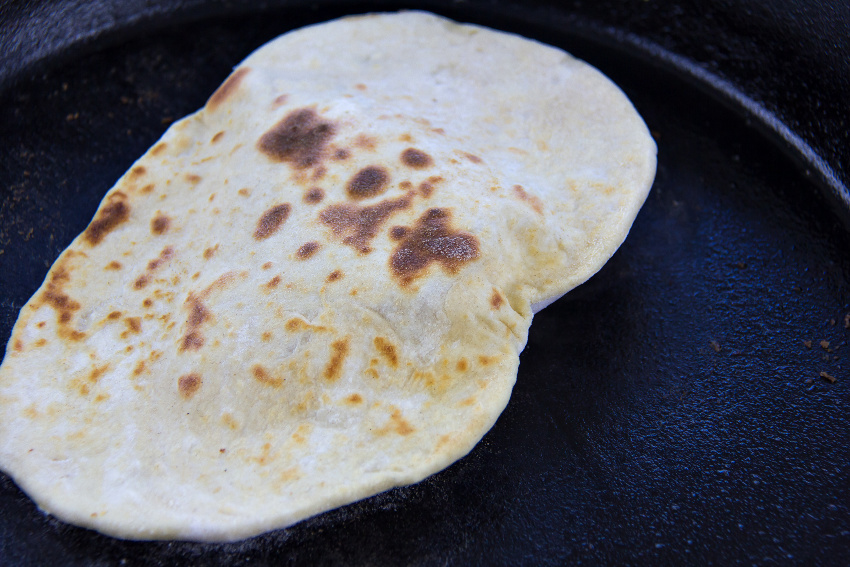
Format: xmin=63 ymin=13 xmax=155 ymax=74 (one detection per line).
xmin=1 ymin=1 xmax=848 ymax=564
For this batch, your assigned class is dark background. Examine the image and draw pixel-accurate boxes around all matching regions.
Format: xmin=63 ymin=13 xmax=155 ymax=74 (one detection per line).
xmin=1 ymin=1 xmax=848 ymax=564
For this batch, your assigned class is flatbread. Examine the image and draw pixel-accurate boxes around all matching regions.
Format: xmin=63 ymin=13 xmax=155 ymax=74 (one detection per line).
xmin=0 ymin=11 xmax=656 ymax=541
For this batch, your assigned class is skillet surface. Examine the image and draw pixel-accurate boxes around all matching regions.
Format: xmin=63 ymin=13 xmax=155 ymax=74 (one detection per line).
xmin=1 ymin=4 xmax=848 ymax=565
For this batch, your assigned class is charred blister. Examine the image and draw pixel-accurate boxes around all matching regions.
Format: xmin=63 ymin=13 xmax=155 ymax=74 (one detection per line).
xmin=400 ymin=148 xmax=433 ymax=169
xmin=254 ymin=204 xmax=291 ymax=240
xmin=320 ymin=192 xmax=413 ymax=254
xmin=390 ymin=208 xmax=480 ymax=286
xmin=257 ymin=108 xmax=336 ymax=169
xmin=346 ymin=166 xmax=390 ymax=200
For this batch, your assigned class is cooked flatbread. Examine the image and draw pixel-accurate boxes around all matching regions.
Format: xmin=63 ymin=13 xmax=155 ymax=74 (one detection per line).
xmin=0 ymin=11 xmax=656 ymax=541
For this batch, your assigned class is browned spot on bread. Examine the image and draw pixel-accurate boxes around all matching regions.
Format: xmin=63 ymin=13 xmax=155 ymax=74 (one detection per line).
xmin=133 ymin=275 xmax=150 ymax=290
xmin=221 ymin=413 xmax=239 ymax=430
xmin=207 ymin=67 xmax=251 ymax=111
xmin=107 ymin=311 xmax=122 ymax=320
xmin=355 ymin=134 xmax=377 ymax=150
xmin=151 ymin=142 xmax=167 ymax=156
xmin=105 ymin=261 xmax=122 ymax=270
xmin=333 ymin=148 xmax=350 ymax=160
xmin=146 ymin=246 xmax=174 ymax=271
xmin=84 ymin=198 xmax=129 ymax=246
xmin=181 ymin=332 xmax=204 ymax=351
xmin=203 ymin=244 xmax=219 ymax=259
xmin=272 ymin=94 xmax=288 ymax=107
xmin=320 ymin=192 xmax=413 ymax=254
xmin=326 ymin=270 xmax=343 ymax=283
xmin=399 ymin=133 xmax=413 ymax=143
xmin=178 ymin=373 xmax=202 ymax=399
xmin=211 ymin=131 xmax=225 ymax=144
xmin=140 ymin=183 xmax=155 ymax=194
xmin=252 ymin=364 xmax=283 ymax=387
xmin=262 ymin=262 xmax=273 ymax=270
xmin=151 ymin=214 xmax=170 ymax=235
xmin=265 ymin=275 xmax=282 ymax=289
xmin=513 ymin=185 xmax=544 ymax=215
xmin=304 ymin=187 xmax=325 ymax=204
xmin=387 ymin=409 xmax=414 ymax=435
xmin=34 ymin=338 xmax=47 ymax=347
xmin=491 ymin=289 xmax=504 ymax=309
xmin=254 ymin=203 xmax=291 ymax=240
xmin=133 ymin=360 xmax=146 ymax=376
xmin=124 ymin=317 xmax=141 ymax=334
xmin=238 ymin=188 xmax=250 ymax=197
xmin=389 ymin=226 xmax=409 ymax=241
xmin=417 ymin=175 xmax=443 ymax=198
xmin=257 ymin=108 xmax=336 ymax=169
xmin=346 ymin=166 xmax=390 ymax=200
xmin=131 ymin=165 xmax=146 ymax=177
xmin=354 ymin=83 xmax=367 ymax=91
xmin=40 ymin=266 xmax=82 ymax=331
xmin=89 ymin=364 xmax=109 ymax=383
xmin=345 ymin=393 xmax=363 ymax=405
xmin=13 ymin=339 xmax=23 ymax=352
xmin=400 ymin=148 xmax=433 ymax=168
xmin=94 ymin=393 xmax=109 ymax=403
xmin=460 ymin=397 xmax=476 ymax=407
xmin=374 ymin=337 xmax=399 ymax=367
xmin=390 ymin=208 xmax=480 ymax=286
xmin=461 ymin=152 xmax=482 ymax=164
xmin=296 ymin=241 xmax=319 ymax=260
xmin=478 ymin=355 xmax=497 ymax=366
xmin=399 ymin=181 xmax=413 ymax=191
xmin=261 ymin=331 xmax=272 ymax=342
xmin=456 ymin=358 xmax=469 ymax=372
xmin=185 ymin=173 xmax=202 ymax=184
xmin=323 ymin=338 xmax=350 ymax=382
xmin=142 ymin=298 xmax=153 ymax=308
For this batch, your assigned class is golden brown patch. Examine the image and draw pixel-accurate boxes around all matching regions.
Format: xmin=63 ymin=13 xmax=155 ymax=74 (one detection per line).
xmin=185 ymin=173 xmax=202 ymax=184
xmin=124 ymin=317 xmax=141 ymax=334
xmin=400 ymin=148 xmax=433 ymax=169
xmin=355 ymin=134 xmax=377 ymax=150
xmin=146 ymin=246 xmax=174 ymax=271
xmin=84 ymin=197 xmax=129 ymax=246
xmin=107 ymin=311 xmax=122 ymax=320
xmin=373 ymin=337 xmax=399 ymax=367
xmin=262 ymin=261 xmax=273 ymax=270
xmin=133 ymin=360 xmax=146 ymax=376
xmin=320 ymin=191 xmax=413 ymax=254
xmin=478 ymin=355 xmax=498 ymax=366
xmin=257 ymin=108 xmax=336 ymax=169
xmin=390 ymin=208 xmax=479 ymax=286
xmin=151 ymin=214 xmax=170 ymax=235
xmin=178 ymin=373 xmax=202 ymax=399
xmin=211 ymin=131 xmax=225 ymax=144
xmin=181 ymin=332 xmax=204 ymax=351
xmin=323 ymin=338 xmax=350 ymax=381
xmin=345 ymin=393 xmax=363 ymax=405
xmin=326 ymin=270 xmax=343 ymax=283
xmin=105 ymin=261 xmax=122 ymax=271
xmin=456 ymin=358 xmax=469 ymax=372
xmin=142 ymin=298 xmax=153 ymax=308
xmin=94 ymin=393 xmax=109 ymax=403
xmin=296 ymin=241 xmax=319 ymax=260
xmin=491 ymin=289 xmax=504 ymax=309
xmin=207 ymin=67 xmax=251 ymax=111
xmin=399 ymin=133 xmax=413 ymax=143
xmin=131 ymin=165 xmax=146 ymax=177
xmin=272 ymin=94 xmax=289 ymax=107
xmin=222 ymin=413 xmax=239 ymax=430
xmin=34 ymin=338 xmax=47 ymax=347
xmin=377 ymin=409 xmax=414 ymax=436
xmin=346 ymin=166 xmax=390 ymax=200
xmin=261 ymin=331 xmax=272 ymax=342
xmin=13 ymin=339 xmax=23 ymax=352
xmin=254 ymin=203 xmax=291 ymax=240
xmin=88 ymin=364 xmax=109 ymax=383
xmin=133 ymin=275 xmax=149 ymax=290
xmin=354 ymin=83 xmax=367 ymax=91
xmin=265 ymin=275 xmax=282 ymax=289
xmin=238 ymin=188 xmax=250 ymax=197
xmin=459 ymin=397 xmax=476 ymax=407
xmin=151 ymin=142 xmax=167 ymax=156
xmin=460 ymin=151 xmax=483 ymax=164
xmin=513 ymin=185 xmax=544 ymax=215
xmin=203 ymin=244 xmax=219 ymax=259
xmin=140 ymin=183 xmax=155 ymax=194
xmin=252 ymin=365 xmax=283 ymax=387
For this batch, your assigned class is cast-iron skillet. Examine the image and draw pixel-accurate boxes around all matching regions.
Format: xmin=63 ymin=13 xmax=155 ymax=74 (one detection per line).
xmin=1 ymin=1 xmax=848 ymax=564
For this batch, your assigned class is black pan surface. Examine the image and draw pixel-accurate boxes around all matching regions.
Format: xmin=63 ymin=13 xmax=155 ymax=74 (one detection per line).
xmin=1 ymin=2 xmax=848 ymax=565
